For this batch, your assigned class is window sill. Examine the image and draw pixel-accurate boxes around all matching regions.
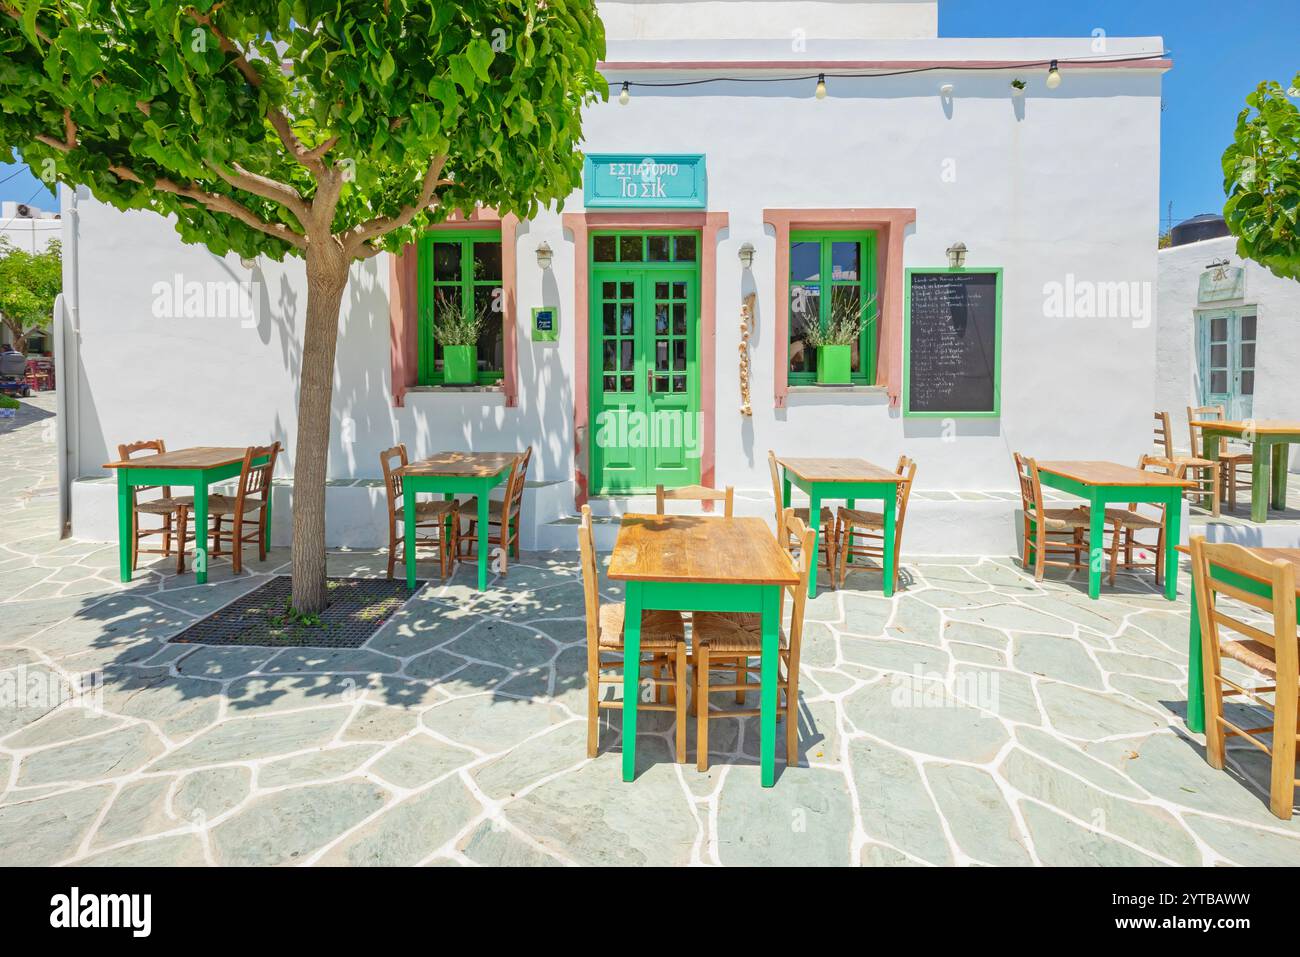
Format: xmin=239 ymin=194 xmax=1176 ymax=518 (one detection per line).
xmin=405 ymin=385 xmax=506 ymax=404
xmin=784 ymin=384 xmax=889 ymax=405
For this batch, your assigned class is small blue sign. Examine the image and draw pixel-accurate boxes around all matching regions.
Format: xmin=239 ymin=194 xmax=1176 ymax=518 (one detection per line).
xmin=583 ymin=154 xmax=707 ymax=209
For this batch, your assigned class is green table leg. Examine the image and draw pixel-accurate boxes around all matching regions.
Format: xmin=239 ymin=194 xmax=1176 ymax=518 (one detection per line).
xmin=1163 ymin=490 xmax=1181 ymax=601
xmin=1186 ymin=579 xmax=1204 ymax=734
xmin=807 ymin=488 xmax=822 ymax=598
xmin=1251 ymin=441 xmax=1270 ymax=523
xmin=622 ymin=581 xmax=642 ymax=783
xmin=117 ymin=470 xmax=133 ymax=583
xmin=264 ymin=487 xmax=273 ymax=552
xmin=404 ymin=493 xmax=417 ymax=589
xmin=846 ymin=498 xmax=855 ymax=564
xmin=781 ymin=473 xmax=791 ymax=510
xmin=193 ymin=482 xmax=209 ymax=584
xmin=1271 ymin=441 xmax=1289 ymax=511
xmin=1087 ymin=490 xmax=1105 ymax=599
xmin=476 ymin=491 xmax=490 ymax=590
xmin=1202 ymin=431 xmax=1221 ymax=512
xmin=760 ymin=585 xmax=779 ymax=788
xmin=881 ymin=497 xmax=896 ymax=598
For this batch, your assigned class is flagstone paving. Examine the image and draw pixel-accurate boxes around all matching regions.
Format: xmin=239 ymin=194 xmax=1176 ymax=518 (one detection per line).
xmin=2 ymin=392 xmax=1299 ymax=866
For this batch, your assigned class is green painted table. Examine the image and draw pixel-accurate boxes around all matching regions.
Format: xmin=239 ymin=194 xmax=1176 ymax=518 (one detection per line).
xmin=607 ymin=514 xmax=799 ymax=787
xmin=777 ymin=456 xmax=905 ymax=598
xmin=1035 ymin=461 xmax=1192 ymax=601
xmin=398 ymin=451 xmax=519 ymax=591
xmin=1184 ymin=546 xmax=1300 ymax=734
xmin=104 ymin=447 xmax=271 ymax=585
xmin=1192 ymin=419 xmax=1300 ymax=523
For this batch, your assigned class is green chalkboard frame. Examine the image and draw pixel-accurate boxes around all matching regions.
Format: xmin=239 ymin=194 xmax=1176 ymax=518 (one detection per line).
xmin=903 ymin=266 xmax=1003 ymax=418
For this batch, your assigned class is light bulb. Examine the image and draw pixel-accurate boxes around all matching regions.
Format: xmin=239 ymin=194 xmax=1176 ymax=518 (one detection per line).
xmin=1046 ymin=60 xmax=1061 ymax=90
xmin=618 ymin=81 xmax=630 ymax=105
xmin=815 ymin=74 xmax=827 ymax=100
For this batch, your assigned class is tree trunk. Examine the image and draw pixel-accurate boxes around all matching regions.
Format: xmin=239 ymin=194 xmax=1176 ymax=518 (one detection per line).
xmin=2 ymin=319 xmax=24 ymax=354
xmin=290 ymin=240 xmax=350 ymax=614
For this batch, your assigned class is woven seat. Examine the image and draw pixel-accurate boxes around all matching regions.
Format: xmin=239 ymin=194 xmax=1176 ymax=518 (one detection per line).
xmin=1105 ymin=506 xmax=1162 ymax=530
xmin=837 ymin=506 xmax=883 ymax=527
xmin=1026 ymin=505 xmax=1092 ymax=532
xmin=597 ymin=603 xmax=686 ymax=651
xmin=206 ymin=493 xmax=265 ymax=515
xmin=791 ymin=505 xmax=836 ymax=526
xmin=1222 ymin=639 xmax=1285 ymax=677
xmin=135 ymin=495 xmax=194 ymax=515
xmin=693 ymin=611 xmax=789 ymax=654
xmin=413 ymin=499 xmax=456 ymax=519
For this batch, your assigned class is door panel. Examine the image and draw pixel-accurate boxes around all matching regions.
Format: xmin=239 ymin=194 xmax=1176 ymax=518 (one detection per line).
xmin=1197 ymin=309 xmax=1257 ymax=421
xmin=646 ymin=273 xmax=698 ymax=487
xmin=591 ymin=277 xmax=644 ymax=491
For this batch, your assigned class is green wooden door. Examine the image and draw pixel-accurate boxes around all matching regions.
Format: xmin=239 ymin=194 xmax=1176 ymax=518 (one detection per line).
xmin=1197 ymin=309 xmax=1257 ymax=420
xmin=590 ymin=252 xmax=700 ymax=494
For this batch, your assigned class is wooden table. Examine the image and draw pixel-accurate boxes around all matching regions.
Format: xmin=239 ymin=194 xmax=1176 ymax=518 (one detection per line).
xmin=1035 ymin=461 xmax=1193 ymax=601
xmin=398 ymin=451 xmax=520 ymax=591
xmin=1184 ymin=546 xmax=1300 ymax=734
xmin=103 ymin=447 xmax=271 ymax=586
xmin=607 ymin=514 xmax=799 ymax=787
xmin=1191 ymin=419 xmax=1300 ymax=523
xmin=776 ymin=456 xmax=906 ymax=598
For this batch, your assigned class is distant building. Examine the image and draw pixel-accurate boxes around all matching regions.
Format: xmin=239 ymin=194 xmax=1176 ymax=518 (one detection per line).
xmin=0 ymin=200 xmax=60 ymax=253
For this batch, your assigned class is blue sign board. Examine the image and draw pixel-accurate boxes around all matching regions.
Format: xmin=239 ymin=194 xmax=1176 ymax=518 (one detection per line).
xmin=583 ymin=154 xmax=707 ymax=209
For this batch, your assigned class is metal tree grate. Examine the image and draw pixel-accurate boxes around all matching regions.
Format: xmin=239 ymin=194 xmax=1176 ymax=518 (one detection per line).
xmin=168 ymin=576 xmax=423 ymax=648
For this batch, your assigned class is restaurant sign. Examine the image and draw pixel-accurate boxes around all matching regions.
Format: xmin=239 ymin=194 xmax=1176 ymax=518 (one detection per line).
xmin=583 ymin=154 xmax=707 ymax=209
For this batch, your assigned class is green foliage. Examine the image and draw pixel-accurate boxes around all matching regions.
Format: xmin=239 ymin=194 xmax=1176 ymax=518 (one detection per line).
xmin=431 ymin=291 xmax=487 ymax=346
xmin=0 ymin=237 xmax=61 ymax=347
xmin=0 ymin=394 xmax=20 ymax=410
xmin=0 ymin=1 xmax=607 ymax=261
xmin=1222 ymin=73 xmax=1300 ymax=281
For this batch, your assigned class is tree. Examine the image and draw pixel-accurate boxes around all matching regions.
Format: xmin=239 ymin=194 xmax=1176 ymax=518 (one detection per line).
xmin=0 ymin=1 xmax=606 ymax=611
xmin=0 ymin=238 xmax=61 ymax=352
xmin=1222 ymin=72 xmax=1300 ymax=281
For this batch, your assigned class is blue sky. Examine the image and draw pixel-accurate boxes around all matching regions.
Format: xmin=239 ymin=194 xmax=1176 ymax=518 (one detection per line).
xmin=3 ymin=1 xmax=1296 ymax=230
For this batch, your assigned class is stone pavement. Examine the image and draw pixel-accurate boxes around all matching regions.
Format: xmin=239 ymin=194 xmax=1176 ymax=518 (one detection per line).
xmin=2 ymin=392 xmax=1298 ymax=866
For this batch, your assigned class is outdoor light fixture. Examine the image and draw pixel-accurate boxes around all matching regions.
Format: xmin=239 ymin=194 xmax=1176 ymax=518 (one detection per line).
xmin=1046 ymin=60 xmax=1062 ymax=89
xmin=738 ymin=242 xmax=755 ymax=268
xmin=239 ymin=256 xmax=257 ymax=269
xmin=618 ymin=81 xmax=630 ymax=105
xmin=940 ymin=83 xmax=954 ymax=97
xmin=946 ymin=242 xmax=968 ymax=269
xmin=815 ymin=74 xmax=827 ymax=99
xmin=535 ymin=241 xmax=553 ymax=270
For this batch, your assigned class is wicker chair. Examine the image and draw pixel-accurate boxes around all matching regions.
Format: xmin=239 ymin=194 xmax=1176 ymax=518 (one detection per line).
xmin=1189 ymin=404 xmax=1253 ymax=513
xmin=458 ymin=446 xmax=532 ymax=577
xmin=1153 ymin=410 xmax=1219 ymax=516
xmin=1105 ymin=455 xmax=1169 ymax=586
xmin=380 ymin=445 xmax=457 ymax=580
xmin=1014 ymin=452 xmax=1113 ymax=581
xmin=177 ymin=443 xmax=279 ymax=575
xmin=767 ymin=450 xmax=835 ymax=572
xmin=833 ymin=455 xmax=916 ymax=591
xmin=116 ymin=439 xmax=194 ymax=572
xmin=654 ymin=483 xmax=734 ymax=516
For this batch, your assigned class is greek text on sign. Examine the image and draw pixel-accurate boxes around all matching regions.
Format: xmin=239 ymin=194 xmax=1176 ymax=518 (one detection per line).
xmin=583 ymin=154 xmax=707 ymax=209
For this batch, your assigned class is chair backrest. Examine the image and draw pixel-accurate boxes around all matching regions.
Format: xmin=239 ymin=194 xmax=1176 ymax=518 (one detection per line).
xmin=578 ymin=505 xmax=602 ymax=651
xmin=1013 ymin=452 xmax=1043 ymax=516
xmin=893 ymin=453 xmax=918 ymax=530
xmin=506 ymin=446 xmax=533 ymax=519
xmin=654 ymin=483 xmax=734 ymax=517
xmin=1153 ymin=411 xmax=1175 ymax=459
xmin=767 ymin=450 xmax=784 ymax=528
xmin=1189 ymin=536 xmax=1298 ymax=689
xmin=1187 ymin=404 xmax=1225 ymax=459
xmin=379 ymin=444 xmax=408 ymax=516
xmin=236 ymin=442 xmax=280 ymax=512
xmin=782 ymin=509 xmax=816 ymax=678
xmin=1130 ymin=454 xmax=1170 ymax=514
xmin=119 ymin=438 xmax=170 ymax=500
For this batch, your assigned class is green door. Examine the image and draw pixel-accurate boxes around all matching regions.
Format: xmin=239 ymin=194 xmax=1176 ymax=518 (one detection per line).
xmin=590 ymin=234 xmax=700 ymax=494
xmin=1197 ymin=309 xmax=1257 ymax=420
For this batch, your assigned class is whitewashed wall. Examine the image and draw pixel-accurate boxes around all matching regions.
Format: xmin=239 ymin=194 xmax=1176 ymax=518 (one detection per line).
xmin=1156 ymin=235 xmax=1300 ymax=466
xmin=63 ymin=28 xmax=1167 ymax=549
xmin=1 ymin=201 xmax=60 ymax=253
xmin=598 ymin=0 xmax=938 ymax=39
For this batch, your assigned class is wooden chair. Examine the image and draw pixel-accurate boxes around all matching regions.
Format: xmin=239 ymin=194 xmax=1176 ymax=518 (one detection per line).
xmin=1189 ymin=404 xmax=1252 ymax=513
xmin=458 ymin=446 xmax=532 ymax=577
xmin=833 ymin=455 xmax=916 ymax=591
xmin=177 ymin=443 xmax=279 ymax=575
xmin=380 ymin=445 xmax=457 ymax=580
xmin=766 ymin=450 xmax=835 ymax=573
xmin=117 ymin=439 xmax=194 ymax=571
xmin=691 ymin=509 xmax=814 ymax=771
xmin=654 ymin=483 xmax=734 ymax=517
xmin=579 ymin=505 xmax=689 ymax=762
xmin=1014 ymin=452 xmax=1110 ymax=581
xmin=1189 ymin=536 xmax=1298 ymax=819
xmin=1106 ymin=455 xmax=1169 ymax=586
xmin=1154 ymin=410 xmax=1219 ymax=517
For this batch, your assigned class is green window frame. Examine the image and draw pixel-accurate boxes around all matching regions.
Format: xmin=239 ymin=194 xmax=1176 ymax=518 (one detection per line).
xmin=787 ymin=230 xmax=878 ymax=385
xmin=416 ymin=229 xmax=504 ymax=386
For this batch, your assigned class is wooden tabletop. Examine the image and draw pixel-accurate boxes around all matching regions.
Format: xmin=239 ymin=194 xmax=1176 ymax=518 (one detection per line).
xmin=1036 ymin=460 xmax=1195 ymax=488
xmin=398 ymin=451 xmax=520 ymax=478
xmin=1189 ymin=420 xmax=1300 ymax=437
xmin=1176 ymin=545 xmax=1300 ymax=594
xmin=103 ymin=447 xmax=252 ymax=470
xmin=607 ymin=514 xmax=800 ymax=586
xmin=777 ymin=456 xmax=903 ymax=484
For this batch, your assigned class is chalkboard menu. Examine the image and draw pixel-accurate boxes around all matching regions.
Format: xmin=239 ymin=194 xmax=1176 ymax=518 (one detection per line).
xmin=904 ymin=269 xmax=1002 ymax=416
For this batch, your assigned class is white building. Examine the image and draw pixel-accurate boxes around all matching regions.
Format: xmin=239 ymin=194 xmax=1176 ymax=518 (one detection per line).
xmin=0 ymin=200 xmax=60 ymax=253
xmin=58 ymin=0 xmax=1172 ymax=554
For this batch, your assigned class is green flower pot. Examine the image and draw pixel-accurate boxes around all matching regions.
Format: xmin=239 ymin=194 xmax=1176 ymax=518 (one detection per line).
xmin=442 ymin=345 xmax=477 ymax=385
xmin=815 ymin=345 xmax=852 ymax=385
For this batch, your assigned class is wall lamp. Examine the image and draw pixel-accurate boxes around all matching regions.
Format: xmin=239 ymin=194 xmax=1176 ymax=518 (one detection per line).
xmin=738 ymin=242 xmax=755 ymax=269
xmin=535 ymin=241 xmax=553 ymax=270
xmin=946 ymin=242 xmax=968 ymax=269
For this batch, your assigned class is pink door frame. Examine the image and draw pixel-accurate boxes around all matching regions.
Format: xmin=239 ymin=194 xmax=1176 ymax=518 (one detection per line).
xmin=389 ymin=209 xmax=521 ymax=407
xmin=763 ymin=208 xmax=916 ymax=407
xmin=561 ymin=210 xmax=729 ymax=507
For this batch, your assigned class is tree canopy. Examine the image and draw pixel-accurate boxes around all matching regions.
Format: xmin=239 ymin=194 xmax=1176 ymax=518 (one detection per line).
xmin=0 ymin=237 xmax=61 ymax=350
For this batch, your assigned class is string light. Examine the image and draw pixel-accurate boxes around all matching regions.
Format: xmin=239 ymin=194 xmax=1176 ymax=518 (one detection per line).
xmin=815 ymin=74 xmax=827 ymax=99
xmin=1046 ymin=60 xmax=1062 ymax=89
xmin=618 ymin=81 xmax=630 ymax=105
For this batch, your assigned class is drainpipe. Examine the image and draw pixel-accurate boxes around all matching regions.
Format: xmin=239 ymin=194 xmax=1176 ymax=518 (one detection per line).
xmin=54 ymin=183 xmax=82 ymax=538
